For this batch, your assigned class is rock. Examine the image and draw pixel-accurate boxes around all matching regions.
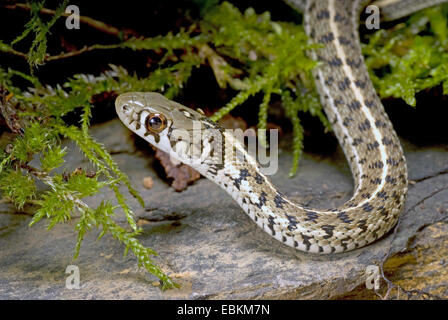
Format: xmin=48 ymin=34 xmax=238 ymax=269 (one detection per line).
xmin=0 ymin=119 xmax=447 ymax=299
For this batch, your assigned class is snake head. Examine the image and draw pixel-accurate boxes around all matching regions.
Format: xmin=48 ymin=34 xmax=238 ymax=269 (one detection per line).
xmin=115 ymin=92 xmax=218 ymax=165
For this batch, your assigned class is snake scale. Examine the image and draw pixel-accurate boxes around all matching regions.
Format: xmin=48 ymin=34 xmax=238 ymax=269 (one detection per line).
xmin=116 ymin=0 xmax=446 ymax=254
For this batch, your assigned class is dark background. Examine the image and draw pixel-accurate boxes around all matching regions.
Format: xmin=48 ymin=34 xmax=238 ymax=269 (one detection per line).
xmin=1 ymin=0 xmax=446 ymax=152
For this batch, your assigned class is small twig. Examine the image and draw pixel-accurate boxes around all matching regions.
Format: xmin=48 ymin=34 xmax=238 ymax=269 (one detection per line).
xmin=1 ymin=46 xmax=27 ymax=59
xmin=45 ymin=43 xmax=122 ymax=62
xmin=2 ymin=43 xmax=122 ymax=63
xmin=3 ymin=3 xmax=122 ymax=37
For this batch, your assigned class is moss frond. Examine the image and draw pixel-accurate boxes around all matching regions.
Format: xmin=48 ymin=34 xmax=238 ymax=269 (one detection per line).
xmin=363 ymin=4 xmax=448 ymax=106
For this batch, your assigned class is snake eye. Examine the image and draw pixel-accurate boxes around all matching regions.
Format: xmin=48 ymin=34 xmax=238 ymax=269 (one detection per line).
xmin=145 ymin=113 xmax=166 ymax=133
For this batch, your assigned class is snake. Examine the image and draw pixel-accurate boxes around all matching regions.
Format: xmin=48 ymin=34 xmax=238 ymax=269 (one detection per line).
xmin=115 ymin=0 xmax=446 ymax=254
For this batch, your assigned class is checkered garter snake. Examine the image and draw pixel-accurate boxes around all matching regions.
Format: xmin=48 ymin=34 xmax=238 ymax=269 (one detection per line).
xmin=116 ymin=0 xmax=446 ymax=253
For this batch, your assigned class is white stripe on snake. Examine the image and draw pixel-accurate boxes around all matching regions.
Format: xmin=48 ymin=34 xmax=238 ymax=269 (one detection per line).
xmin=115 ymin=0 xmax=446 ymax=254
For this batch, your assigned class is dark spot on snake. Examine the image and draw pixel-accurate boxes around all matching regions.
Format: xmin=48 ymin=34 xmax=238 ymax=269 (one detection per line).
xmin=355 ymin=80 xmax=366 ymax=89
xmin=338 ymin=77 xmax=350 ymax=90
xmin=301 ymin=234 xmax=312 ymax=251
xmin=385 ymin=175 xmax=397 ymax=185
xmin=329 ymin=57 xmax=343 ymax=67
xmin=334 ymin=13 xmax=345 ymax=22
xmin=255 ymin=191 xmax=267 ymax=209
xmin=267 ymin=216 xmax=275 ymax=235
xmin=349 ymin=100 xmax=361 ymax=111
xmin=375 ymin=120 xmax=387 ymax=128
xmin=316 ymin=9 xmax=330 ymax=20
xmin=358 ymin=219 xmax=368 ymax=233
xmin=362 ymin=203 xmax=374 ymax=212
xmin=382 ymin=137 xmax=393 ymax=145
xmin=233 ymin=169 xmax=250 ymax=190
xmin=369 ymin=161 xmax=384 ymax=169
xmin=346 ymin=58 xmax=361 ymax=68
xmin=240 ymin=168 xmax=250 ymax=179
xmin=338 ymin=36 xmax=351 ymax=45
xmin=340 ymin=240 xmax=348 ymax=251
xmin=367 ymin=141 xmax=379 ymax=151
xmin=392 ymin=191 xmax=400 ymax=203
xmin=334 ymin=98 xmax=344 ymax=106
xmin=320 ymin=32 xmax=334 ymax=43
xmin=352 ymin=137 xmax=363 ymax=146
xmin=305 ymin=211 xmax=319 ymax=223
xmin=378 ymin=206 xmax=388 ymax=217
xmin=358 ymin=119 xmax=371 ymax=131
xmin=144 ymin=130 xmax=160 ymax=143
xmin=325 ymin=76 xmax=334 ymax=86
xmin=286 ymin=214 xmax=299 ymax=231
xmin=321 ymin=225 xmax=335 ymax=239
xmin=343 ymin=116 xmax=353 ymax=127
xmin=377 ymin=191 xmax=388 ymax=199
xmin=337 ymin=211 xmax=353 ymax=224
xmin=254 ymin=172 xmax=264 ymax=184
xmin=274 ymin=194 xmax=286 ymax=209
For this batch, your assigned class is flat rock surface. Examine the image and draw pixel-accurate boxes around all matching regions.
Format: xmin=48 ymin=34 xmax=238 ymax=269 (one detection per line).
xmin=0 ymin=119 xmax=447 ymax=299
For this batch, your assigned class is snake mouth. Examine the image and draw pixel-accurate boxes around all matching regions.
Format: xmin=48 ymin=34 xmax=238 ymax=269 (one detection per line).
xmin=115 ymin=94 xmax=142 ymax=127
xmin=115 ymin=98 xmax=130 ymax=118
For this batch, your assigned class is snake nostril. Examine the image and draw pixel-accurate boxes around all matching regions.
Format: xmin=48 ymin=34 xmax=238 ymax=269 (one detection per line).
xmin=122 ymin=104 xmax=129 ymax=112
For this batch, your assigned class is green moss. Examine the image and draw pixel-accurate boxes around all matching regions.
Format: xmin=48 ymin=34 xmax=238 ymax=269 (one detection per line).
xmin=0 ymin=169 xmax=36 ymax=209
xmin=363 ymin=4 xmax=448 ymax=106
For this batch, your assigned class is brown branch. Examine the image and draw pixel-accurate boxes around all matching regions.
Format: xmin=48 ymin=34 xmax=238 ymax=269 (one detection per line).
xmin=2 ymin=43 xmax=122 ymax=63
xmin=2 ymin=46 xmax=27 ymax=59
xmin=3 ymin=3 xmax=122 ymax=37
xmin=45 ymin=43 xmax=122 ymax=62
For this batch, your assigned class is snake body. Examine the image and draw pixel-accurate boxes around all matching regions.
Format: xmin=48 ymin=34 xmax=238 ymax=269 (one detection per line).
xmin=116 ymin=0 xmax=445 ymax=254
